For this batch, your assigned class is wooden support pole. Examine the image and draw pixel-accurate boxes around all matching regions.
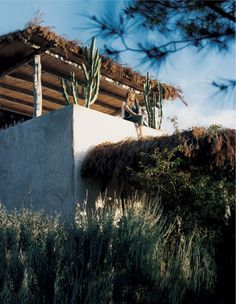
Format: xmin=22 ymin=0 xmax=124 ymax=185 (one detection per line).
xmin=33 ymin=54 xmax=42 ymax=117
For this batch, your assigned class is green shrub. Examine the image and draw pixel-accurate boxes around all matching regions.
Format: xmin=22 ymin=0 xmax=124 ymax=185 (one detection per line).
xmin=125 ymin=146 xmax=235 ymax=303
xmin=0 ymin=200 xmax=220 ymax=304
xmin=127 ymin=146 xmax=235 ymax=232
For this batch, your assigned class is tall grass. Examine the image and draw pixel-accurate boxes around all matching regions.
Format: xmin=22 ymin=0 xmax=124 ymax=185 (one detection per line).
xmin=0 ymin=200 xmax=217 ymax=304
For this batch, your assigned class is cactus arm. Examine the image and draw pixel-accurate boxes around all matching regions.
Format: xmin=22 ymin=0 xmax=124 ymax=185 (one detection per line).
xmin=72 ymin=84 xmax=78 ymax=105
xmin=82 ymin=63 xmax=89 ymax=81
xmin=82 ymin=82 xmax=86 ymax=101
xmin=151 ymin=88 xmax=156 ymax=127
xmin=158 ymin=82 xmax=163 ymax=130
xmin=90 ymin=67 xmax=100 ymax=105
xmin=144 ymin=72 xmax=152 ymax=127
xmin=61 ymin=77 xmax=70 ymax=105
xmin=71 ymin=72 xmax=78 ymax=104
xmin=84 ymin=46 xmax=89 ymax=61
xmin=90 ymin=37 xmax=95 ymax=61
xmin=81 ymin=37 xmax=101 ymax=108
xmin=86 ymin=78 xmax=92 ymax=108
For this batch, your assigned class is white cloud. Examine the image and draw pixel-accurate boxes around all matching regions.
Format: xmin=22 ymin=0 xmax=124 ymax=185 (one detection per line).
xmin=162 ymin=101 xmax=236 ymax=134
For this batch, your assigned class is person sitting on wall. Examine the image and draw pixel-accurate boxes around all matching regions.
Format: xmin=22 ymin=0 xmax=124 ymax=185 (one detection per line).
xmin=122 ymin=92 xmax=144 ymax=138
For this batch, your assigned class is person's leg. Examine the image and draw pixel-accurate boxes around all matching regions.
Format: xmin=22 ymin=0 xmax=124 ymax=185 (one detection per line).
xmin=124 ymin=115 xmax=143 ymax=138
xmin=136 ymin=115 xmax=143 ymax=138
xmin=128 ymin=114 xmax=143 ymax=125
xmin=137 ymin=125 xmax=143 ymax=138
xmin=133 ymin=115 xmax=143 ymax=138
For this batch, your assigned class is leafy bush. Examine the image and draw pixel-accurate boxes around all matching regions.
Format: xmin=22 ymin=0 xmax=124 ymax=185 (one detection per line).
xmin=127 ymin=146 xmax=235 ymax=232
xmin=125 ymin=146 xmax=235 ymax=304
xmin=0 ymin=200 xmax=220 ymax=304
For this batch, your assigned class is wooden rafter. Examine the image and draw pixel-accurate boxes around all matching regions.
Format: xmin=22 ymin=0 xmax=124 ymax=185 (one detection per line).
xmin=0 ymin=43 xmax=53 ymax=79
xmin=0 ymin=26 xmax=184 ymax=118
xmin=26 ymin=60 xmax=127 ymax=102
xmin=9 ymin=67 xmax=122 ymax=111
xmin=0 ymin=93 xmax=50 ymax=112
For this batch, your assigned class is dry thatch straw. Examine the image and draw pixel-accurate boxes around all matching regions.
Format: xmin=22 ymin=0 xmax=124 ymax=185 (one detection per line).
xmin=24 ymin=25 xmax=82 ymax=59
xmin=81 ymin=127 xmax=235 ymax=187
xmin=0 ymin=25 xmax=184 ymax=101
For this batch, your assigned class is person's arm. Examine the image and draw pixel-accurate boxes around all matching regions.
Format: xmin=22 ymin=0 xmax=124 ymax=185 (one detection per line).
xmin=141 ymin=107 xmax=146 ymax=115
xmin=124 ymin=104 xmax=137 ymax=116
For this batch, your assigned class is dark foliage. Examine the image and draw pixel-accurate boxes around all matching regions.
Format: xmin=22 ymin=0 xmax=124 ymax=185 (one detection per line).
xmin=88 ymin=0 xmax=236 ymax=99
xmin=0 ymin=203 xmax=222 ymax=304
xmin=89 ymin=0 xmax=235 ymax=65
xmin=81 ymin=126 xmax=235 ymax=304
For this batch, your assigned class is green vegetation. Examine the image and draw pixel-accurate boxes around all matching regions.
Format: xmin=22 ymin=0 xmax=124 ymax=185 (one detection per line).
xmin=61 ymin=72 xmax=79 ymax=105
xmin=80 ymin=126 xmax=235 ymax=303
xmin=144 ymin=72 xmax=163 ymax=130
xmin=0 ymin=199 xmax=223 ymax=304
xmin=81 ymin=37 xmax=101 ymax=108
xmin=124 ymin=144 xmax=235 ymax=304
xmin=61 ymin=37 xmax=101 ymax=108
xmin=0 ymin=127 xmax=234 ymax=303
xmin=127 ymin=144 xmax=235 ymax=231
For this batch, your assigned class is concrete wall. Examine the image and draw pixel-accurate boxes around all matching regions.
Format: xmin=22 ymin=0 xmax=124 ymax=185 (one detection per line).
xmin=0 ymin=105 xmax=165 ymax=217
xmin=0 ymin=106 xmax=75 ymax=217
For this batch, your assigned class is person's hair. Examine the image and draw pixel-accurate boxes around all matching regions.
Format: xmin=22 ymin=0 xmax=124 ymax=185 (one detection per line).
xmin=126 ymin=92 xmax=137 ymax=106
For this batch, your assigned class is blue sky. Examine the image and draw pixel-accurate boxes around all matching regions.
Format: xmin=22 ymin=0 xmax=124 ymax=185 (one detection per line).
xmin=0 ymin=0 xmax=235 ymax=132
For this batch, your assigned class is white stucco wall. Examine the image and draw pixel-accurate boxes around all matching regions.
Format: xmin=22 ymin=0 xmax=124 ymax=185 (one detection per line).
xmin=0 ymin=106 xmax=75 ymax=217
xmin=0 ymin=105 xmax=165 ymax=217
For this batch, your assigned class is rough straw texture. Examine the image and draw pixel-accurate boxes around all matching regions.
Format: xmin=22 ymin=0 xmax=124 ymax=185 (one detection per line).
xmin=0 ymin=25 xmax=184 ymax=101
xmin=81 ymin=127 xmax=235 ymax=186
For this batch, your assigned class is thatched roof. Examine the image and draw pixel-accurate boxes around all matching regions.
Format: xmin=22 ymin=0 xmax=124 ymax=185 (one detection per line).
xmin=81 ymin=127 xmax=235 ymax=187
xmin=0 ymin=25 xmax=184 ymax=117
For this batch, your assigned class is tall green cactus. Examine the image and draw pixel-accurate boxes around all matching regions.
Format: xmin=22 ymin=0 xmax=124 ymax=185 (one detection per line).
xmin=144 ymin=73 xmax=154 ymax=129
xmin=143 ymin=73 xmax=163 ymax=130
xmin=61 ymin=37 xmax=101 ymax=108
xmin=81 ymin=37 xmax=101 ymax=108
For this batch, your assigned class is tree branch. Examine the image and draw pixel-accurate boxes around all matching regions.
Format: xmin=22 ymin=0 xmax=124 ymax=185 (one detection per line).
xmin=204 ymin=1 xmax=236 ymax=22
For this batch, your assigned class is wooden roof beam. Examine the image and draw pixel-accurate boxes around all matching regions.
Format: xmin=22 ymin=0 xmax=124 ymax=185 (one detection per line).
xmin=0 ymin=42 xmax=54 ymax=79
xmin=25 ymin=62 xmax=126 ymax=102
xmin=8 ymin=72 xmax=121 ymax=112
xmin=0 ymin=104 xmax=32 ymax=117
xmin=0 ymin=93 xmax=52 ymax=112
xmin=0 ymin=51 xmax=36 ymax=78
xmin=0 ymin=98 xmax=48 ymax=117
xmin=44 ymin=49 xmax=143 ymax=92
xmin=10 ymin=72 xmax=63 ymax=94
xmin=0 ymin=82 xmax=64 ymax=107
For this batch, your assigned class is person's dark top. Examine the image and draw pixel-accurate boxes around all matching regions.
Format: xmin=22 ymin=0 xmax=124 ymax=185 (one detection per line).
xmin=124 ymin=102 xmax=139 ymax=119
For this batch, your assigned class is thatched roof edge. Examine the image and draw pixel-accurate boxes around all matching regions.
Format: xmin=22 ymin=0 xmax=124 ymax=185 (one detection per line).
xmin=81 ymin=127 xmax=235 ymax=186
xmin=0 ymin=25 xmax=184 ymax=101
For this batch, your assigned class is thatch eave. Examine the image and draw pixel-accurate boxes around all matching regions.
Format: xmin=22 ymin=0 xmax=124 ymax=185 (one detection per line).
xmin=0 ymin=25 xmax=184 ymax=99
xmin=81 ymin=127 xmax=235 ymax=187
xmin=0 ymin=25 xmax=186 ymax=117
